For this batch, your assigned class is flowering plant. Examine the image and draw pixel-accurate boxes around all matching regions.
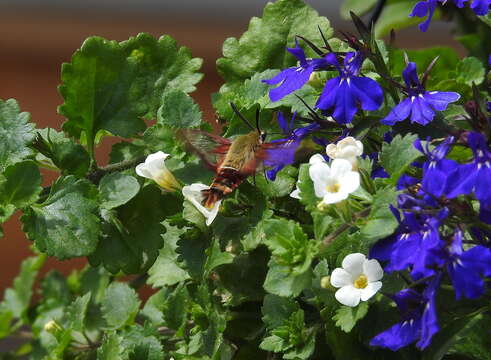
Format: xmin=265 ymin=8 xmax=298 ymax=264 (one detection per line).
xmin=0 ymin=0 xmax=490 ymax=358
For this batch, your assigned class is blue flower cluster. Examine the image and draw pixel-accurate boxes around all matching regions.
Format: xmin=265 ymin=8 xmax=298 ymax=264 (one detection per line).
xmin=369 ymin=134 xmax=491 ymax=350
xmin=411 ymin=0 xmax=491 ymax=32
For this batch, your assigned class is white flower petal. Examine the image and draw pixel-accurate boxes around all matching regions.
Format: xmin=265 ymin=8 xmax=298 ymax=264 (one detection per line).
xmin=309 ymin=162 xmax=331 ymax=198
xmin=360 ymin=281 xmax=382 ymax=301
xmin=135 ymin=163 xmax=152 ymax=179
xmin=309 ymin=154 xmax=326 ymax=165
xmin=330 ymin=268 xmax=353 ymax=288
xmin=335 ymin=285 xmax=361 ymax=307
xmin=363 ymin=259 xmax=384 ymax=282
xmin=322 ymin=190 xmax=349 ymax=204
xmin=182 ymin=183 xmax=221 ymax=226
xmin=145 ymin=151 xmax=170 ymax=164
xmin=290 ymin=187 xmax=301 ymax=199
xmin=325 ymin=144 xmax=337 ymax=158
xmin=330 ymin=159 xmax=352 ymax=178
xmin=341 ymin=253 xmax=366 ymax=276
xmin=339 ymin=171 xmax=360 ymax=194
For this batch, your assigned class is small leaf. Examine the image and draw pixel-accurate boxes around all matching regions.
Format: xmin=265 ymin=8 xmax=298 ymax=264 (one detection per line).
xmin=101 ymin=282 xmax=141 ymax=329
xmin=456 ymin=57 xmax=486 ymax=86
xmin=333 ymin=302 xmax=369 ymax=333
xmin=0 ymin=99 xmax=35 ymax=171
xmin=263 ymin=260 xmax=312 ymax=297
xmin=99 ymin=173 xmax=140 ymax=209
xmin=379 ymin=134 xmax=420 ymax=185
xmin=65 ymin=293 xmax=91 ymax=332
xmin=0 ymin=161 xmax=42 ymax=209
xmin=204 ymin=238 xmax=234 ymax=276
xmin=262 ymin=294 xmax=299 ymax=328
xmin=21 ymin=176 xmax=100 ymax=259
xmin=147 ymin=222 xmax=190 ymax=287
xmin=157 ymin=90 xmax=202 ymax=128
xmin=98 ymin=332 xmax=126 ymax=360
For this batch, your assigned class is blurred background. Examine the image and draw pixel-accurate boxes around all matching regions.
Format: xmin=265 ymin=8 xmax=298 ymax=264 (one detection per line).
xmin=0 ymin=0 xmax=462 ymax=295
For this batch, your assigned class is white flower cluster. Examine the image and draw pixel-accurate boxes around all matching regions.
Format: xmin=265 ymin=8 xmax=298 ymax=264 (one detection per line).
xmin=291 ymin=137 xmax=363 ymax=205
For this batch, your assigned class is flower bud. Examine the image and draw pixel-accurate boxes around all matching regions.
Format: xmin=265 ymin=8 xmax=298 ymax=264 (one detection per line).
xmin=135 ymin=151 xmax=181 ymax=192
xmin=325 ymin=137 xmax=363 ymax=170
xmin=44 ymin=320 xmax=63 ymax=335
xmin=320 ymin=276 xmax=332 ymax=289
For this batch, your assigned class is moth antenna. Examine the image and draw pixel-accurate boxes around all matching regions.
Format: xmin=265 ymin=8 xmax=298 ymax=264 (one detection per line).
xmin=230 ymin=102 xmax=255 ymax=131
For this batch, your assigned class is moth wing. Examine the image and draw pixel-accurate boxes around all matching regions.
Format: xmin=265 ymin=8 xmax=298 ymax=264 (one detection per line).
xmin=179 ymin=129 xmax=232 ymax=171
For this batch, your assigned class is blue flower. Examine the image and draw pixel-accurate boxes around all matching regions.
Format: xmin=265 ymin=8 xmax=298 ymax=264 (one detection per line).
xmin=454 ymin=0 xmax=491 ymax=15
xmin=414 ymin=137 xmax=460 ymax=197
xmin=262 ymin=40 xmax=329 ymax=102
xmin=370 ymin=275 xmax=441 ymax=350
xmin=264 ymin=112 xmax=320 ymax=180
xmin=410 ymin=0 xmax=440 ymax=32
xmin=445 ymin=231 xmax=491 ymax=299
xmin=315 ymin=52 xmax=383 ymax=125
xmin=382 ymin=62 xmax=460 ymax=126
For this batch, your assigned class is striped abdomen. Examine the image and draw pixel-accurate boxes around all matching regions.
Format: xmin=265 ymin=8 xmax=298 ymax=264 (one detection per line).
xmin=202 ymin=167 xmax=246 ymax=208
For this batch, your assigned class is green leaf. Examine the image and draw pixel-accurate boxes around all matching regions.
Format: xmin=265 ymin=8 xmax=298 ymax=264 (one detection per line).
xmin=65 ymin=293 xmax=91 ymax=332
xmin=379 ymin=134 xmax=420 ymax=185
xmin=263 ymin=260 xmax=312 ymax=297
xmin=147 ymin=221 xmax=190 ymax=287
xmin=359 ymin=187 xmax=398 ymax=246
xmin=262 ymin=294 xmax=299 ymax=328
xmin=122 ymin=325 xmax=164 ymax=360
xmin=0 ymin=161 xmax=42 ymax=209
xmin=163 ymin=284 xmax=189 ymax=331
xmin=296 ymin=163 xmax=319 ymax=211
xmin=101 ymin=282 xmax=141 ymax=329
xmin=3 ymin=255 xmax=46 ymax=320
xmin=59 ymin=33 xmax=202 ymax=144
xmin=449 ymin=314 xmax=491 ymax=360
xmin=340 ymin=0 xmax=378 ymax=19
xmin=254 ymin=166 xmax=296 ymax=198
xmin=21 ymin=176 xmax=100 ymax=259
xmin=98 ymin=332 xmax=127 ymax=360
xmin=456 ymin=57 xmax=486 ymax=86
xmin=0 ymin=99 xmax=35 ymax=171
xmin=157 ymin=90 xmax=202 ymax=128
xmin=333 ymin=302 xmax=369 ymax=333
xmin=262 ymin=218 xmax=317 ymax=274
xmin=374 ymin=1 xmax=428 ymax=38
xmin=216 ymin=0 xmax=333 ymax=83
xmin=204 ymin=238 xmax=234 ymax=276
xmin=99 ymin=173 xmax=140 ymax=209
xmin=35 ymin=128 xmax=90 ymax=177
xmin=89 ymin=185 xmax=177 ymax=274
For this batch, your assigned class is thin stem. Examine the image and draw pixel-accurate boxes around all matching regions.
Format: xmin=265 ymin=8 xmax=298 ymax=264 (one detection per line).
xmin=322 ymin=207 xmax=371 ymax=246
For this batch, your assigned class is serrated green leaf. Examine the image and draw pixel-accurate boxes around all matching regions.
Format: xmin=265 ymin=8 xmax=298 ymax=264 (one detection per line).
xmin=3 ymin=255 xmax=45 ymax=320
xmin=456 ymin=56 xmax=486 ymax=86
xmin=89 ymin=185 xmax=177 ymax=274
xmin=97 ymin=332 xmax=127 ymax=360
xmin=163 ymin=284 xmax=188 ymax=331
xmin=296 ymin=163 xmax=319 ymax=211
xmin=333 ymin=302 xmax=369 ymax=333
xmin=157 ymin=90 xmax=202 ymax=128
xmin=65 ymin=293 xmax=91 ymax=332
xmin=147 ymin=222 xmax=190 ymax=287
xmin=263 ymin=260 xmax=312 ymax=297
xmin=379 ymin=134 xmax=420 ymax=185
xmin=254 ymin=166 xmax=296 ymax=198
xmin=449 ymin=314 xmax=491 ymax=360
xmin=102 ymin=282 xmax=141 ymax=329
xmin=21 ymin=176 xmax=100 ymax=259
xmin=59 ymin=33 xmax=202 ymax=145
xmin=36 ymin=128 xmax=90 ymax=177
xmin=0 ymin=161 xmax=42 ymax=209
xmin=262 ymin=294 xmax=299 ymax=328
xmin=340 ymin=0 xmax=378 ymax=19
xmin=216 ymin=0 xmax=332 ymax=83
xmin=0 ymin=99 xmax=35 ymax=171
xmin=99 ymin=173 xmax=140 ymax=209
xmin=122 ymin=325 xmax=164 ymax=360
xmin=204 ymin=238 xmax=234 ymax=276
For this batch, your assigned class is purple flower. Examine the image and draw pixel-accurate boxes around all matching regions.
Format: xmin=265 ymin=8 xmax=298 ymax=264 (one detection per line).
xmin=370 ymin=275 xmax=441 ymax=350
xmin=382 ymin=62 xmax=460 ymax=126
xmin=262 ymin=40 xmax=329 ymax=102
xmin=315 ymin=52 xmax=383 ymax=125
xmin=264 ymin=112 xmax=320 ymax=180
xmin=445 ymin=231 xmax=491 ymax=299
xmin=454 ymin=0 xmax=491 ymax=15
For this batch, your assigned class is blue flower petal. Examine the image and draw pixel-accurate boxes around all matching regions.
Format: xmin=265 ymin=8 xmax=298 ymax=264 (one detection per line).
xmin=350 ymin=76 xmax=384 ymax=111
xmin=316 ymin=77 xmax=342 ymax=113
xmin=381 ymin=98 xmax=413 ymax=125
xmin=410 ymin=96 xmax=436 ymax=125
xmin=264 ymin=66 xmax=314 ymax=102
xmin=332 ymin=79 xmax=358 ymax=124
xmin=424 ymin=91 xmax=461 ymax=111
xmin=370 ymin=319 xmax=422 ymax=351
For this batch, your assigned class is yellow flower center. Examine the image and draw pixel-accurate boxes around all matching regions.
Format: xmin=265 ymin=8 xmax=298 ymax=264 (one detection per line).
xmin=326 ymin=183 xmax=341 ymax=193
xmin=354 ymin=274 xmax=368 ymax=289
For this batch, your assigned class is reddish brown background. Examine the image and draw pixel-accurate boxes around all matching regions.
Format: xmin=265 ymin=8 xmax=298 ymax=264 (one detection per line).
xmin=0 ymin=4 xmax=462 ymax=294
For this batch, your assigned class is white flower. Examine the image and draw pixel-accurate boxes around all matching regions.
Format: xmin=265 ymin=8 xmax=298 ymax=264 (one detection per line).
xmin=290 ymin=187 xmax=301 ymax=199
xmin=309 ymin=157 xmax=360 ymax=204
xmin=325 ymin=137 xmax=363 ymax=169
xmin=182 ymin=183 xmax=221 ymax=226
xmin=330 ymin=253 xmax=383 ymax=307
xmin=135 ymin=151 xmax=180 ymax=191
